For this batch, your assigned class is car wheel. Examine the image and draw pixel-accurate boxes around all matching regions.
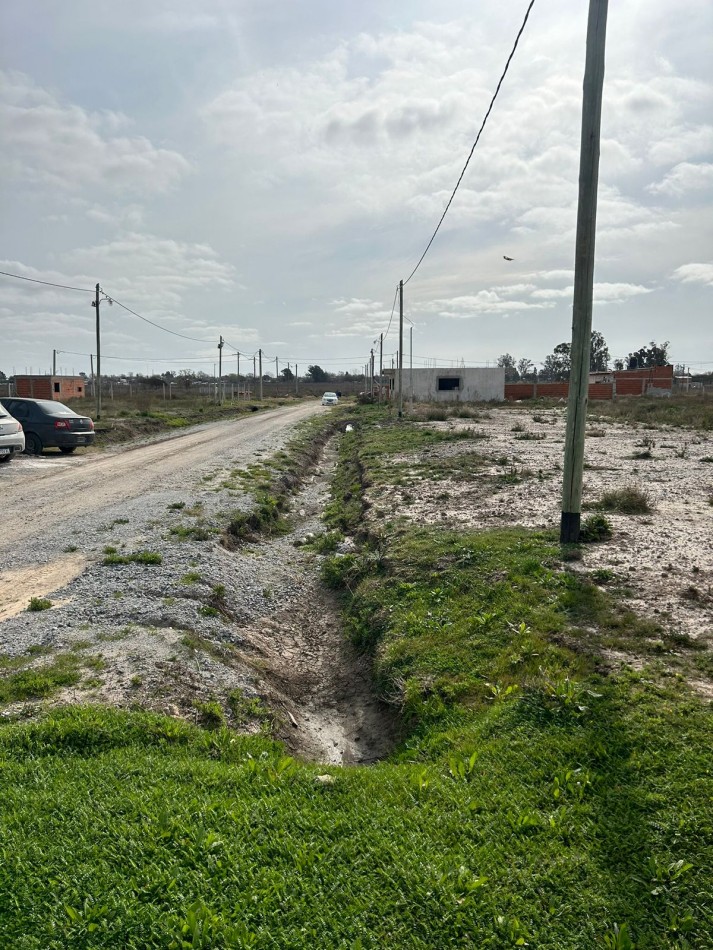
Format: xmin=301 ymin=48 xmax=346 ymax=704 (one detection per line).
xmin=0 ymin=454 xmax=11 ymax=464
xmin=59 ymin=446 xmax=77 ymax=454
xmin=24 ymin=433 xmax=43 ymax=455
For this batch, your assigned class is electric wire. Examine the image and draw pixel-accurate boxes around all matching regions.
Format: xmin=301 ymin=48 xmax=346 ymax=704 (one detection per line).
xmin=402 ymin=0 xmax=537 ymax=286
xmin=0 ymin=270 xmax=94 ymax=293
xmin=104 ymin=293 xmax=215 ymax=344
xmin=381 ymin=284 xmax=400 ymax=344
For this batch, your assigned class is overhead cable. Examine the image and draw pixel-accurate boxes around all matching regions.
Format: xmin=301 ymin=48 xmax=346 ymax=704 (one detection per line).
xmin=105 ymin=293 xmax=215 ymax=344
xmin=0 ymin=269 xmax=94 ymax=293
xmin=402 ymin=0 xmax=537 ymax=286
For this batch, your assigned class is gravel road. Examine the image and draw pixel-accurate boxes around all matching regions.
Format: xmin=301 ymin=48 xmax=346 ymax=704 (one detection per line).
xmin=0 ymin=401 xmax=396 ymax=764
xmin=0 ymin=402 xmax=320 ymax=548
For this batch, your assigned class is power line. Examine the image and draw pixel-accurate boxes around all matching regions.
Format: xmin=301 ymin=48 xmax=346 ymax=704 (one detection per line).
xmin=402 ymin=0 xmax=537 ymax=286
xmin=0 ymin=269 xmax=94 ymax=293
xmin=104 ymin=293 xmax=215 ymax=344
xmin=382 ymin=284 xmax=400 ymax=343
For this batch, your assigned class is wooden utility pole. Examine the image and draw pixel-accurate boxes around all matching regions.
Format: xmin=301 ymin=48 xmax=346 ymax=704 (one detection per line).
xmin=295 ymin=364 xmax=299 ymax=396
xmin=258 ymin=349 xmax=263 ymax=401
xmin=93 ymin=283 xmax=101 ymax=419
xmin=253 ymin=355 xmax=256 ymax=397
xmin=398 ymin=279 xmax=404 ymax=418
xmin=370 ymin=349 xmax=375 ymax=396
xmin=561 ymin=0 xmax=609 ymax=544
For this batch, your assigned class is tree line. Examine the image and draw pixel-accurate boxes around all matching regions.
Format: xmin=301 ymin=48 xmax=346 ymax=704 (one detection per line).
xmin=496 ymin=336 xmax=670 ymax=382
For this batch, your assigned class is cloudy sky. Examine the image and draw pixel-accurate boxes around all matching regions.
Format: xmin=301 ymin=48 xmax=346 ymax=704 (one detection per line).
xmin=1 ymin=0 xmax=711 ymax=378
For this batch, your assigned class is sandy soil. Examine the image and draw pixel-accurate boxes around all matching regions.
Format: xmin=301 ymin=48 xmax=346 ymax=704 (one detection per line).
xmin=367 ymin=406 xmax=713 ymax=692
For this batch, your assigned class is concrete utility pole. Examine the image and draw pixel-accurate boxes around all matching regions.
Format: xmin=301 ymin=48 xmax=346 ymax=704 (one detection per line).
xmin=218 ymin=336 xmax=224 ymax=404
xmin=379 ymin=333 xmax=383 ymax=403
xmin=295 ymin=364 xmax=299 ymax=396
xmin=93 ymin=283 xmax=102 ymax=419
xmin=398 ymin=279 xmax=404 ymax=418
xmin=275 ymin=357 xmax=279 ymax=392
xmin=237 ymin=352 xmax=240 ymax=399
xmin=52 ymin=349 xmax=57 ymax=377
xmin=370 ymin=349 xmax=375 ymax=396
xmin=410 ymin=325 xmax=414 ymax=411
xmin=253 ymin=355 xmax=256 ymax=397
xmin=561 ymin=0 xmax=609 ymax=544
xmin=258 ymin=349 xmax=263 ymax=401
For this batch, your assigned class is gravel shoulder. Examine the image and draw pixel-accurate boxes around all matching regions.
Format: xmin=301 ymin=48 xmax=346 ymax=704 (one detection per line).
xmin=0 ymin=402 xmax=395 ymax=763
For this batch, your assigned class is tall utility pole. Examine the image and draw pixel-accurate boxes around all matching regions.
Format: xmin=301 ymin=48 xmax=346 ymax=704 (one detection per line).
xmin=295 ymin=364 xmax=299 ymax=396
xmin=258 ymin=349 xmax=263 ymax=401
xmin=253 ymin=355 xmax=256 ymax=397
xmin=275 ymin=357 xmax=279 ymax=392
xmin=398 ymin=279 xmax=404 ymax=418
xmin=561 ymin=0 xmax=609 ymax=544
xmin=93 ymin=283 xmax=101 ymax=419
xmin=379 ymin=333 xmax=383 ymax=403
xmin=410 ymin=326 xmax=414 ymax=411
xmin=52 ymin=349 xmax=57 ymax=377
xmin=370 ymin=349 xmax=375 ymax=396
xmin=218 ymin=336 xmax=224 ymax=404
xmin=237 ymin=352 xmax=240 ymax=399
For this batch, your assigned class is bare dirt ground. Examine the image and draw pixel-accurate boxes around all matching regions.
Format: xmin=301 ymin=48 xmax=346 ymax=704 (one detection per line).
xmin=0 ymin=404 xmax=396 ymax=763
xmin=367 ymin=405 xmax=713 ymax=695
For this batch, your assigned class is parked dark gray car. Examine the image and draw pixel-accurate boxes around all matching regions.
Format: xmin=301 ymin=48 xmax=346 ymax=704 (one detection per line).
xmin=0 ymin=398 xmax=95 ymax=455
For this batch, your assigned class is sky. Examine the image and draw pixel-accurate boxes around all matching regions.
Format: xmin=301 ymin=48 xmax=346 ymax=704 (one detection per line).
xmin=1 ymin=0 xmax=711 ymax=379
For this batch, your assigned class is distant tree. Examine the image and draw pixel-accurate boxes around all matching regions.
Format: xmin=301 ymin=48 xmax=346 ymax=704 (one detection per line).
xmin=497 ymin=353 xmax=519 ymax=382
xmin=627 ymin=340 xmax=670 ymax=368
xmin=306 ymin=364 xmax=331 ymax=383
xmin=541 ymin=330 xmax=610 ymax=380
xmin=613 ymin=359 xmax=624 ymax=371
xmin=177 ymin=369 xmax=198 ymax=390
xmin=280 ymin=367 xmax=294 ymax=380
xmin=590 ymin=330 xmax=610 ymax=372
xmin=516 ymin=358 xmax=533 ymax=381
xmin=146 ymin=375 xmax=165 ymax=389
xmin=541 ymin=342 xmax=572 ymax=381
xmin=0 ymin=370 xmax=6 ymax=383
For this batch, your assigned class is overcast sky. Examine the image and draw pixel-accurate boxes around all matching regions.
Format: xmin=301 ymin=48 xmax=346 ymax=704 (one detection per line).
xmin=1 ymin=0 xmax=711 ymax=378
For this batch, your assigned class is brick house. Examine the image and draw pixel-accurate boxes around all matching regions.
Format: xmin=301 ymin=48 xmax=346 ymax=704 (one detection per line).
xmin=13 ymin=375 xmax=87 ymax=401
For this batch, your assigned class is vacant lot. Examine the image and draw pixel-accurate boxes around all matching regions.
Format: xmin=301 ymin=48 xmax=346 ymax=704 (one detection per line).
xmin=1 ymin=400 xmax=711 ymax=948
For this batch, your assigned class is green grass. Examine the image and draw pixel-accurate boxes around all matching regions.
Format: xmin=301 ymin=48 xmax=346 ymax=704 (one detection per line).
xmin=102 ymin=550 xmax=163 ymax=565
xmin=26 ymin=597 xmax=52 ymax=612
xmin=594 ymin=485 xmax=652 ymax=515
xmin=0 ymin=406 xmax=711 ymax=948
xmin=0 ymin=653 xmax=83 ymax=704
xmin=589 ymin=394 xmax=713 ymax=431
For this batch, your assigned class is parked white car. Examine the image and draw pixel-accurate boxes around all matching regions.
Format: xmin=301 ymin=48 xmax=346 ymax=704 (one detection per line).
xmin=0 ymin=404 xmax=25 ymax=463
xmin=321 ymin=392 xmax=339 ymax=406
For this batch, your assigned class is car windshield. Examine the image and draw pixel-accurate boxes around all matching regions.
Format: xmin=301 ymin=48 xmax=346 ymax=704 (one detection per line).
xmin=323 ymin=393 xmax=337 ymax=398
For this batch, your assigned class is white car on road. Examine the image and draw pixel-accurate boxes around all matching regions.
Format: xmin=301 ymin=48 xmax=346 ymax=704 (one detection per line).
xmin=321 ymin=392 xmax=339 ymax=406
xmin=0 ymin=404 xmax=25 ymax=463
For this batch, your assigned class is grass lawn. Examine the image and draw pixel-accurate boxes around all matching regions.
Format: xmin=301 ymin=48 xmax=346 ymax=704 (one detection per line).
xmin=1 ymin=408 xmax=711 ymax=948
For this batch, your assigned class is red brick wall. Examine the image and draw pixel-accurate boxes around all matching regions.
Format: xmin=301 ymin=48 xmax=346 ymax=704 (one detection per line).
xmin=14 ymin=376 xmax=86 ymax=401
xmin=505 ymin=367 xmax=672 ymax=401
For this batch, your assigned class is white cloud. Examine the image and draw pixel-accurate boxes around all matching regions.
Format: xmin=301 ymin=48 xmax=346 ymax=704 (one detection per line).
xmin=648 ymin=162 xmax=713 ymax=196
xmin=0 ymin=71 xmax=191 ymax=194
xmin=672 ymin=262 xmax=713 ymax=287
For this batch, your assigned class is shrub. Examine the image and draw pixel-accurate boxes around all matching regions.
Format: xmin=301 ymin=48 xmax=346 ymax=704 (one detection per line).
xmin=27 ymin=597 xmax=52 ymax=612
xmin=595 ymin=485 xmax=652 ymax=515
xmin=579 ymin=514 xmax=613 ymax=543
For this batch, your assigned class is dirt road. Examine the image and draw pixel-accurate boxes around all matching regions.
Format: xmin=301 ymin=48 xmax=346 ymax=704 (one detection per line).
xmin=0 ymin=402 xmax=321 ymax=549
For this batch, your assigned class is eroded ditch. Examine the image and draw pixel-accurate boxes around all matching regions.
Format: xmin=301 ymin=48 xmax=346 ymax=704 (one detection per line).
xmin=0 ymin=433 xmax=399 ymax=765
